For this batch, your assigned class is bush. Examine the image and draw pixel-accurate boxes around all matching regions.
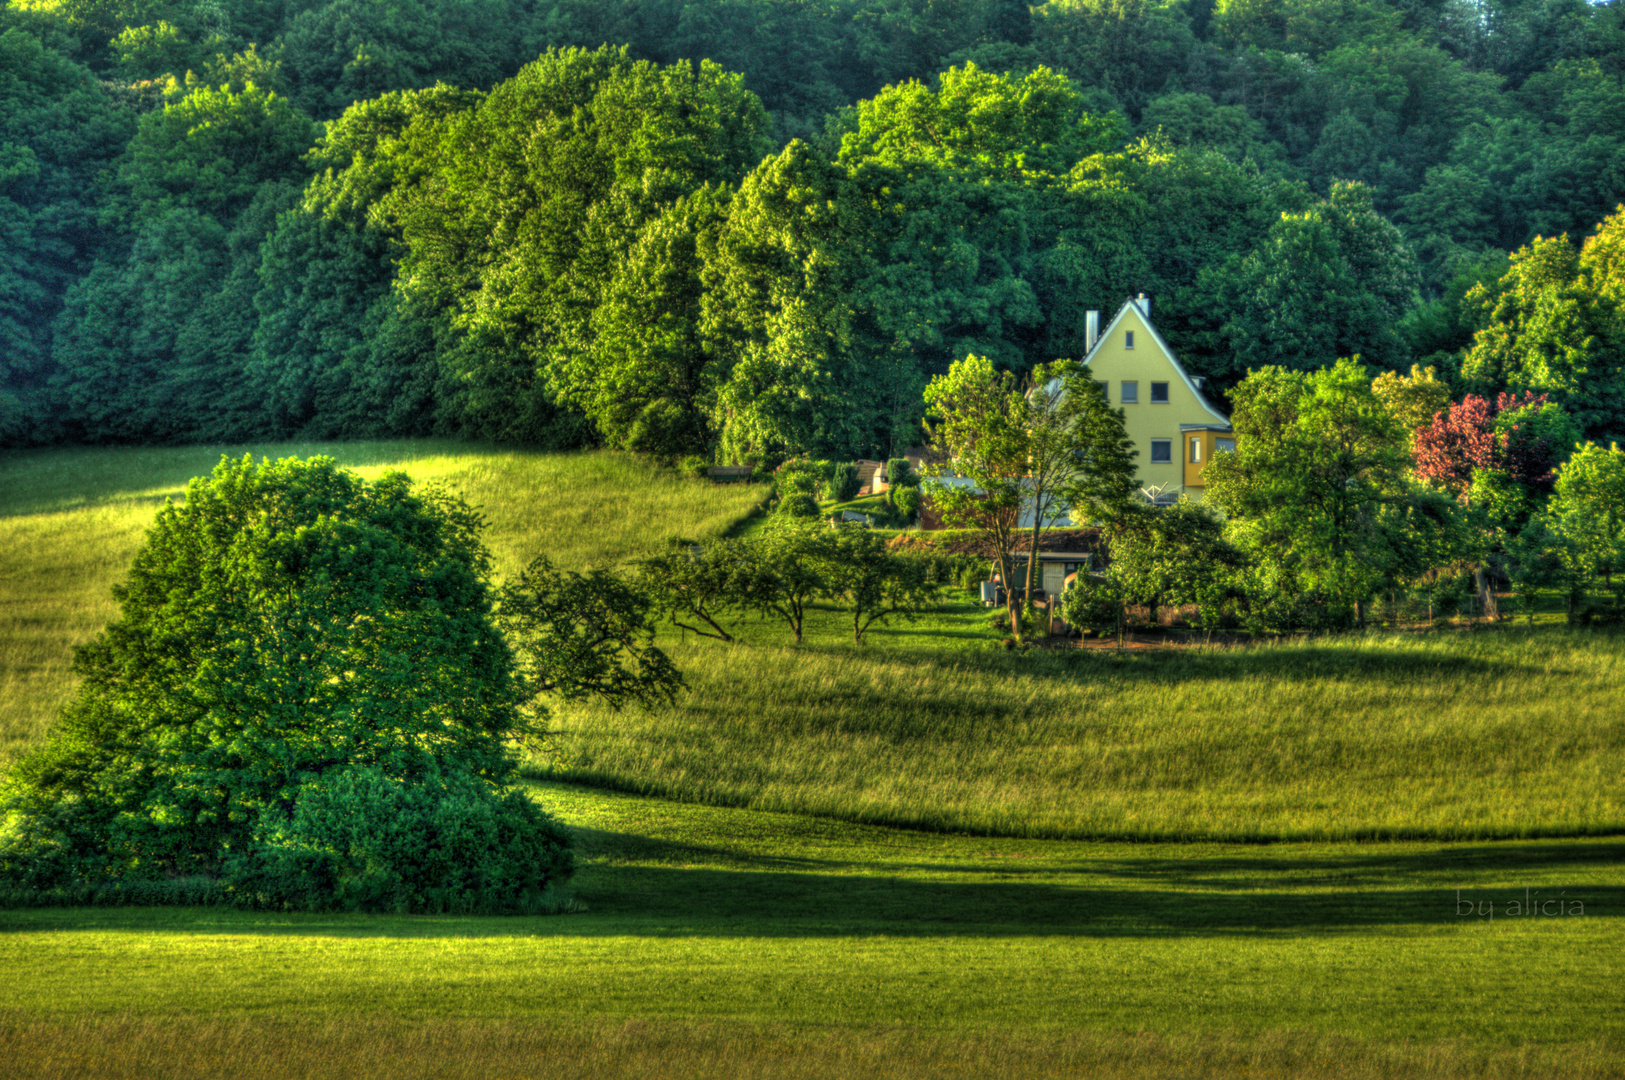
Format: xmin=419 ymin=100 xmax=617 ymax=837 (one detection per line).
xmin=774 ymin=457 xmax=823 ymax=498
xmin=678 ymin=455 xmax=711 ymax=481
xmin=0 ymin=456 xmax=573 ymax=911
xmin=239 ymin=766 xmax=573 ymax=914
xmin=887 ymin=458 xmax=919 ymax=487
xmin=1059 ymin=576 xmax=1121 ymax=636
xmin=890 ymin=484 xmax=922 ymax=523
xmin=827 ymin=462 xmax=861 ymax=502
xmin=777 ymin=491 xmax=820 ymax=518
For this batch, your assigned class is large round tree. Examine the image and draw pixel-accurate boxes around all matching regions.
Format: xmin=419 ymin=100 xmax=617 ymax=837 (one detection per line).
xmin=0 ymin=455 xmax=572 ymax=912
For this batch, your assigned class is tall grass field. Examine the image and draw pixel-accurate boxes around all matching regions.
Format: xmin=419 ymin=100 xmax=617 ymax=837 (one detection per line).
xmin=2 ymin=443 xmax=1622 ymax=1079
xmin=546 ymin=620 xmax=1625 ymax=841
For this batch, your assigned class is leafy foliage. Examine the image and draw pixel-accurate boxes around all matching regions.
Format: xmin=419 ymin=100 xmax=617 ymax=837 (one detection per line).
xmin=0 ymin=456 xmax=573 ymax=910
xmin=1204 ymin=359 xmax=1420 ymax=627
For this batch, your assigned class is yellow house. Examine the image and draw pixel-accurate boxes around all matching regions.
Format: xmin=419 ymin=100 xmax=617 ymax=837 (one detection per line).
xmin=1082 ymin=295 xmax=1235 ymax=504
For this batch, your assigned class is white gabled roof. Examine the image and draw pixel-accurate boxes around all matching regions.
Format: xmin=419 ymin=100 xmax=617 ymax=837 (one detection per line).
xmin=1083 ymin=298 xmax=1231 ymax=429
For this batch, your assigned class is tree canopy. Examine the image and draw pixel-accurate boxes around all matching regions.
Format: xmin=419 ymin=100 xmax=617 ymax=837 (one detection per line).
xmin=0 ymin=456 xmax=574 ymax=911
xmin=0 ymin=0 xmax=1622 ymax=457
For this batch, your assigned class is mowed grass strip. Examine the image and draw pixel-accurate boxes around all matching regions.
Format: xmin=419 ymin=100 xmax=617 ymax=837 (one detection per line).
xmin=0 ymin=443 xmax=762 ymax=760
xmin=2 ymin=786 xmax=1621 ymax=1076
xmin=544 ymin=620 xmax=1625 ymax=841
xmin=3 ymin=1016 xmax=1620 ymax=1080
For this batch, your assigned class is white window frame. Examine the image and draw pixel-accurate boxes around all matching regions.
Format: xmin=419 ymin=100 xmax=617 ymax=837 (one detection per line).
xmin=1120 ymin=380 xmax=1139 ymax=404
xmin=1150 ymin=438 xmax=1172 ymax=464
xmin=1150 ymin=381 xmax=1169 ymax=403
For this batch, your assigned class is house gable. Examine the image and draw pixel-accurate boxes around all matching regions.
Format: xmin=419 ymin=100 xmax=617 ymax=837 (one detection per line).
xmin=1082 ymin=298 xmax=1232 ymax=501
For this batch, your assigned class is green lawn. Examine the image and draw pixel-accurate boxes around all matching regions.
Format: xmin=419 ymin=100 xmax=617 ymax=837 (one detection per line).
xmin=0 ymin=442 xmax=764 ymax=762
xmin=2 ymin=784 xmax=1621 ymax=1078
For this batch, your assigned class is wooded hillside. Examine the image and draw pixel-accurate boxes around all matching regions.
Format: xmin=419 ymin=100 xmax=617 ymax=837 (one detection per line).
xmin=3 ymin=0 xmax=1623 ymax=458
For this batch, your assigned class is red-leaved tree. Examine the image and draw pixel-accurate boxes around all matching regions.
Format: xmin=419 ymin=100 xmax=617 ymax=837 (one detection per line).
xmin=1413 ymin=391 xmax=1560 ymax=499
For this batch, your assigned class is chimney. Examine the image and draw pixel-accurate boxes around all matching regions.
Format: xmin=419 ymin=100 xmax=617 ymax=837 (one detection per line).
xmin=1137 ymin=292 xmax=1151 ymax=318
xmin=1085 ymin=310 xmax=1099 ymax=353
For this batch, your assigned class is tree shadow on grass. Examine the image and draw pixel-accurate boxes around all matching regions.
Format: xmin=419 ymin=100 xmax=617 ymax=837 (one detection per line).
xmin=745 ymin=633 xmax=1564 ymax=691
xmin=5 ymin=837 xmax=1615 ymax=942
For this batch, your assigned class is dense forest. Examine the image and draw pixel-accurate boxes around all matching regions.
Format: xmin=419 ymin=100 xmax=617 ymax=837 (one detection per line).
xmin=2 ymin=0 xmax=1623 ymax=459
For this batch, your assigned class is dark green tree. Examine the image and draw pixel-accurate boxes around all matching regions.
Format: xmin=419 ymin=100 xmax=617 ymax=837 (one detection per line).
xmin=0 ymin=456 xmax=573 ymax=911
xmin=1200 ymin=182 xmax=1419 ymax=383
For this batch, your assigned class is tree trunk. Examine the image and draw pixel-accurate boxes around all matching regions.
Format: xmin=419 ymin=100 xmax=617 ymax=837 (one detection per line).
xmin=1475 ymin=566 xmax=1499 ymax=622
xmin=995 ymin=546 xmax=1022 ymax=642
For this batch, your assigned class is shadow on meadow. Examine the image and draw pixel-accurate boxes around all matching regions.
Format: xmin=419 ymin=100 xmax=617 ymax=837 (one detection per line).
xmin=2 ymin=867 xmax=1614 ymax=941
xmin=8 ymin=834 xmax=1614 ymax=942
xmin=721 ymin=633 xmax=1558 ymax=689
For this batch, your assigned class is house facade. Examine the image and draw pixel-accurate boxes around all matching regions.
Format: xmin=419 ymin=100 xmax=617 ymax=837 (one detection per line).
xmin=1082 ymin=295 xmax=1235 ymax=504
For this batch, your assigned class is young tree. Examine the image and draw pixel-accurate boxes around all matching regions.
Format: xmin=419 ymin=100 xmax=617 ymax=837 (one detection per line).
xmin=636 ymin=538 xmax=754 ymax=642
xmin=0 ymin=456 xmax=572 ymax=911
xmin=824 ymin=527 xmax=939 ymax=643
xmin=925 ymin=355 xmax=1137 ymax=640
xmin=922 ymin=355 xmax=1030 ymax=638
xmin=741 ymin=521 xmax=836 ymax=644
xmin=1018 ymin=360 xmax=1138 ymax=610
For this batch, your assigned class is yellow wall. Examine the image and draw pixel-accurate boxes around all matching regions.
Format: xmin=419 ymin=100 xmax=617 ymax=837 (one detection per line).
xmin=1082 ymin=303 xmax=1232 ymax=502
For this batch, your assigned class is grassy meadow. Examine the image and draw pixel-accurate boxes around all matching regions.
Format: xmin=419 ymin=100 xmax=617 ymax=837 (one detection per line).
xmin=0 ymin=442 xmax=764 ymax=761
xmin=3 ymin=784 xmax=1622 ymax=1079
xmin=2 ymin=442 xmax=1623 ymax=1078
xmin=545 ymin=606 xmax=1625 ymax=842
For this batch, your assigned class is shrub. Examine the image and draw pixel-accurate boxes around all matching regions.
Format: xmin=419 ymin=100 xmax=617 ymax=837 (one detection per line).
xmin=774 ymin=457 xmax=823 ymax=498
xmin=677 ymin=455 xmax=711 ymax=481
xmin=890 ymin=484 xmax=922 ymax=523
xmin=777 ymin=491 xmax=820 ymax=518
xmin=239 ymin=766 xmax=573 ymax=914
xmin=1059 ymin=576 xmax=1121 ymax=636
xmin=0 ymin=456 xmax=572 ymax=911
xmin=887 ymin=458 xmax=919 ymax=487
xmin=827 ymin=462 xmax=861 ymax=502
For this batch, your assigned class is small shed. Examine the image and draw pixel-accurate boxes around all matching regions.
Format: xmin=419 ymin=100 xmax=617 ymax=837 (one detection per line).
xmin=705 ymin=465 xmax=754 ymax=484
xmin=854 ymin=459 xmax=886 ymax=495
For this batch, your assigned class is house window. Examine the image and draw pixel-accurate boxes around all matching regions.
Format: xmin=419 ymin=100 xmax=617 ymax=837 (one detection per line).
xmin=1120 ymin=381 xmax=1138 ymax=403
xmin=1216 ymin=438 xmax=1236 ymax=454
xmin=1125 ymin=331 xmax=1135 ymax=348
xmin=1150 ymin=381 xmax=1169 ymax=403
xmin=1189 ymin=438 xmax=1202 ymax=463
xmin=1150 ymin=439 xmax=1172 ymax=463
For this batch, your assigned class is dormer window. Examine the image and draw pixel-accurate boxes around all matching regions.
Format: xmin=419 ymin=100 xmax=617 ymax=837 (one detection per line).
xmin=1125 ymin=331 xmax=1135 ymax=349
xmin=1150 ymin=381 xmax=1169 ymax=403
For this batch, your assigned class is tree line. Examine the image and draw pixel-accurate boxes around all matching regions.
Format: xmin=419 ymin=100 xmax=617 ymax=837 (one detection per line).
xmin=917 ymin=349 xmax=1625 ymax=642
xmin=3 ymin=0 xmax=1624 ymax=456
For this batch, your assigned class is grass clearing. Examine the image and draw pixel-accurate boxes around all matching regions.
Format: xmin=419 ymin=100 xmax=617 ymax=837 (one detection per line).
xmin=0 ymin=442 xmax=762 ymax=761
xmin=2 ymin=784 xmax=1621 ymax=1078
xmin=3 ymin=443 xmax=1623 ymax=1077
